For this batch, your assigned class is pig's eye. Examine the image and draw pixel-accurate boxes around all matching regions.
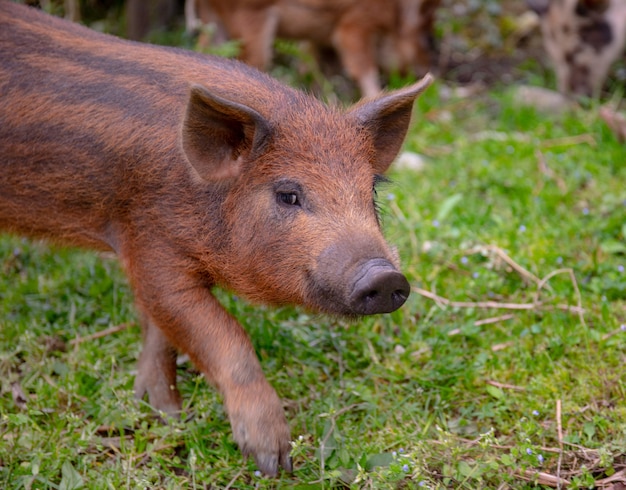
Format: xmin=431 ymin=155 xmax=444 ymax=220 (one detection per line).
xmin=275 ymin=180 xmax=303 ymax=208
xmin=278 ymin=192 xmax=300 ymax=206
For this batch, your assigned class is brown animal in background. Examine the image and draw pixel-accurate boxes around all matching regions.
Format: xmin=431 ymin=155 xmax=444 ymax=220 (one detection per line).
xmin=187 ymin=0 xmax=440 ymax=97
xmin=0 ymin=1 xmax=432 ymax=476
xmin=126 ymin=0 xmax=179 ymax=40
xmin=528 ymin=0 xmax=626 ymax=96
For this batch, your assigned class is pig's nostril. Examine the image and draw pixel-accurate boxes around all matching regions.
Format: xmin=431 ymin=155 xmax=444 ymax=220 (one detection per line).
xmin=364 ymin=291 xmax=379 ymax=301
xmin=350 ymin=259 xmax=410 ymax=315
xmin=392 ymin=289 xmax=409 ymax=306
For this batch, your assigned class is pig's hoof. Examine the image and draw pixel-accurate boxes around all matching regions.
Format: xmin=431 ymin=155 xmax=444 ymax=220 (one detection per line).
xmin=133 ymin=375 xmax=182 ymax=418
xmin=234 ymin=417 xmax=292 ymax=475
xmin=228 ymin=389 xmax=292 ymax=475
xmin=244 ymin=443 xmax=293 ymax=476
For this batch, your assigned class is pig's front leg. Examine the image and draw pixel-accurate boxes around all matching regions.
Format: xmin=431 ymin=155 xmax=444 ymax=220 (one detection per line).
xmin=129 ymin=262 xmax=292 ymax=475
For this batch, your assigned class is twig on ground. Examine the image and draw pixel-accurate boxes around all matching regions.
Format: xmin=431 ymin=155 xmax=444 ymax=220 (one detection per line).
xmin=596 ymin=469 xmax=626 ymax=487
xmin=491 ymin=341 xmax=515 ymax=351
xmin=602 ymin=326 xmax=626 ymax=340
xmin=534 ymin=268 xmax=586 ymax=329
xmin=557 ymin=399 xmax=564 ymax=489
xmin=536 ymin=149 xmax=568 ymax=193
xmin=521 ymin=464 xmax=626 ymax=488
xmin=474 ymin=314 xmax=515 ymax=326
xmin=521 ymin=470 xmax=571 ymax=487
xmin=434 ymin=435 xmax=563 ymax=454
xmin=469 ymin=245 xmax=543 ymax=287
xmin=224 ymin=468 xmax=245 ymax=490
xmin=70 ymin=323 xmax=130 ymax=346
xmin=414 ymin=245 xmax=587 ymax=325
xmin=413 ymin=287 xmax=583 ymax=315
xmin=486 ymin=380 xmax=525 ymax=391
xmin=432 ymin=433 xmax=624 ymax=487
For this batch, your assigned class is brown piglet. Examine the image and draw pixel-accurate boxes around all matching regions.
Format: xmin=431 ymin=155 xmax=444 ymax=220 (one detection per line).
xmin=188 ymin=0 xmax=440 ymax=98
xmin=0 ymin=1 xmax=432 ymax=476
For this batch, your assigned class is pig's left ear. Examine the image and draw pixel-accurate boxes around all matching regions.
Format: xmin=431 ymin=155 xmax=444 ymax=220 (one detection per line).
xmin=347 ymin=74 xmax=433 ymax=174
xmin=182 ymin=84 xmax=272 ymax=181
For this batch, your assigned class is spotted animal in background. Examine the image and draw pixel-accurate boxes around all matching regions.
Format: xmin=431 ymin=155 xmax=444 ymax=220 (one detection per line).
xmin=528 ymin=0 xmax=626 ymax=96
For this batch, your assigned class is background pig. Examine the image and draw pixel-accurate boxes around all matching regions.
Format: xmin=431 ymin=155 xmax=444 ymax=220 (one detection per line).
xmin=0 ymin=1 xmax=431 ymax=476
xmin=186 ymin=0 xmax=440 ymax=97
xmin=528 ymin=0 xmax=626 ymax=96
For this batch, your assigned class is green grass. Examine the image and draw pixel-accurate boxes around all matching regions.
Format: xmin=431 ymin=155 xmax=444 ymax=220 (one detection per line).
xmin=2 ymin=77 xmax=625 ymax=488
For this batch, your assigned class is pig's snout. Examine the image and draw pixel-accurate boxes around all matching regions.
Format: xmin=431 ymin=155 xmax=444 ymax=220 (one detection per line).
xmin=349 ymin=259 xmax=410 ymax=315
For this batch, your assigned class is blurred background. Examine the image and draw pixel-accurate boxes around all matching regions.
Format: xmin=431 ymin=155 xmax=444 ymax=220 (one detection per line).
xmin=20 ymin=0 xmax=626 ymax=103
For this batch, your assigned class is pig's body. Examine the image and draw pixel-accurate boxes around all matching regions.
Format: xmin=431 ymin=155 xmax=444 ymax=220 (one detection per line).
xmin=0 ymin=1 xmax=430 ymax=475
xmin=189 ymin=0 xmax=440 ymax=97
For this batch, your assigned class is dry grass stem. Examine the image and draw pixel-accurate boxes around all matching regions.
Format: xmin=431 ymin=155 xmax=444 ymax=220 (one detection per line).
xmin=414 ymin=287 xmax=583 ymax=315
xmin=557 ymin=399 xmax=564 ymax=489
xmin=224 ymin=468 xmax=245 ymax=490
xmin=486 ymin=380 xmax=525 ymax=391
xmin=474 ymin=314 xmax=515 ymax=326
xmin=415 ymin=246 xmax=587 ymax=327
xmin=469 ymin=245 xmax=543 ymax=286
xmin=70 ymin=323 xmax=130 ymax=346
xmin=521 ymin=470 xmax=571 ymax=487
xmin=533 ymin=268 xmax=586 ymax=329
xmin=601 ymin=326 xmax=625 ymax=340
xmin=536 ymin=149 xmax=568 ymax=193
xmin=491 ymin=341 xmax=515 ymax=351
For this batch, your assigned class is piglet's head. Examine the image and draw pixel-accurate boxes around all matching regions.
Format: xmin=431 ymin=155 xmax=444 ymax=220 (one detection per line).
xmin=181 ymin=74 xmax=433 ymax=317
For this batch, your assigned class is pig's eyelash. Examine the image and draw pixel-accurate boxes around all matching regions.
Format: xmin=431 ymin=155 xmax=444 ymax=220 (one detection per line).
xmin=372 ymin=174 xmax=390 ymax=224
xmin=373 ymin=174 xmax=389 ymax=188
xmin=373 ymin=173 xmax=390 ymax=199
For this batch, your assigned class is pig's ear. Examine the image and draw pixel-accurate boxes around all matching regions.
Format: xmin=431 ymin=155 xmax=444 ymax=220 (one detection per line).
xmin=348 ymin=74 xmax=433 ymax=174
xmin=182 ymin=84 xmax=272 ymax=181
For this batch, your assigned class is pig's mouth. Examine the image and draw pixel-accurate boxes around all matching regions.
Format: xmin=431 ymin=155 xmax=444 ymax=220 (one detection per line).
xmin=309 ymin=258 xmax=410 ymax=317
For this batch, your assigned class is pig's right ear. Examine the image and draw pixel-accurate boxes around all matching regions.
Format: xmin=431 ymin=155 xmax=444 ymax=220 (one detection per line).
xmin=347 ymin=74 xmax=433 ymax=174
xmin=182 ymin=84 xmax=272 ymax=181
